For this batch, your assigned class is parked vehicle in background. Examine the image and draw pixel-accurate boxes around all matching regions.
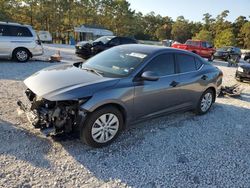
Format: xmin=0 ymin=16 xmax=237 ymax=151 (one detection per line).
xmin=171 ymin=40 xmax=215 ymax=61
xmin=18 ymin=44 xmax=223 ymax=147
xmin=0 ymin=22 xmax=43 ymax=62
xmin=213 ymin=46 xmax=241 ymax=62
xmin=162 ymin=39 xmax=174 ymax=47
xmin=235 ymin=63 xmax=250 ymax=82
xmin=242 ymin=51 xmax=250 ymax=63
xmin=75 ymin=36 xmax=137 ymax=59
xmin=37 ymin=30 xmax=52 ymax=43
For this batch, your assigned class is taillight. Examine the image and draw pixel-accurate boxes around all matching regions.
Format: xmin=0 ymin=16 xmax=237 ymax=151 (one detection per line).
xmin=35 ymin=40 xmax=42 ymax=45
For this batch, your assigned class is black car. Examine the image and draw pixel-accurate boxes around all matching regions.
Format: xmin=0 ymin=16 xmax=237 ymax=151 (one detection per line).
xmin=213 ymin=46 xmax=241 ymax=61
xmin=243 ymin=52 xmax=250 ymax=63
xmin=235 ymin=63 xmax=250 ymax=82
xmin=75 ymin=36 xmax=137 ymax=59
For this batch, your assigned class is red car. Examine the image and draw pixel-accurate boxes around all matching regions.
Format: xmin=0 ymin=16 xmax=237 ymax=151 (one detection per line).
xmin=172 ymin=40 xmax=215 ymax=61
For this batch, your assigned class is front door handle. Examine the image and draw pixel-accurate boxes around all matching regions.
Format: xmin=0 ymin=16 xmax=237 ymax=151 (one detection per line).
xmin=201 ymin=75 xmax=208 ymax=80
xmin=170 ymin=81 xmax=179 ymax=87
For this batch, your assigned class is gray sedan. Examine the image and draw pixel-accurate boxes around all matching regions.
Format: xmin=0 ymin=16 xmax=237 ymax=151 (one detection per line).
xmin=18 ymin=44 xmax=223 ymax=147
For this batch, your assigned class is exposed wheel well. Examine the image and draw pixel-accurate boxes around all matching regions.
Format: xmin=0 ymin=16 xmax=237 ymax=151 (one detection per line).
xmin=192 ymin=51 xmax=197 ymax=54
xmin=12 ymin=47 xmax=32 ymax=59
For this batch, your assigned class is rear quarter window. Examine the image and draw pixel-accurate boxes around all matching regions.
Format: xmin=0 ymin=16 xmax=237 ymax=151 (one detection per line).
xmin=195 ymin=58 xmax=203 ymax=69
xmin=176 ymin=53 xmax=197 ymax=73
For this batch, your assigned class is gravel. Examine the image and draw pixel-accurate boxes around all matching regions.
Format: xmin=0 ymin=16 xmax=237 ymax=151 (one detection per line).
xmin=0 ymin=53 xmax=250 ymax=187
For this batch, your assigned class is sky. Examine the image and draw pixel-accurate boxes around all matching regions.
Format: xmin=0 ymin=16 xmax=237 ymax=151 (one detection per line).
xmin=127 ymin=0 xmax=250 ymax=22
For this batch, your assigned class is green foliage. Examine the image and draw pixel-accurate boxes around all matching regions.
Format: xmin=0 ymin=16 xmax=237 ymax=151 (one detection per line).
xmin=240 ymin=22 xmax=250 ymax=48
xmin=171 ymin=16 xmax=192 ymax=43
xmin=193 ymin=29 xmax=213 ymax=43
xmin=214 ymin=28 xmax=236 ymax=48
xmin=0 ymin=2 xmax=249 ymax=47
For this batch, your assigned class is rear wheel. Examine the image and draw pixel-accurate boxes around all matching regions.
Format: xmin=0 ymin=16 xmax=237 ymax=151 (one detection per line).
xmin=208 ymin=54 xmax=214 ymax=62
xmin=13 ymin=48 xmax=30 ymax=62
xmin=195 ymin=89 xmax=215 ymax=115
xmin=80 ymin=106 xmax=123 ymax=148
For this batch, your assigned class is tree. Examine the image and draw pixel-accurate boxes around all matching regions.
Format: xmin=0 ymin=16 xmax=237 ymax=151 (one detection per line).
xmin=171 ymin=16 xmax=192 ymax=43
xmin=202 ymin=13 xmax=215 ymax=31
xmin=214 ymin=28 xmax=236 ymax=48
xmin=240 ymin=22 xmax=250 ymax=49
xmin=193 ymin=29 xmax=213 ymax=43
xmin=233 ymin=16 xmax=248 ymax=47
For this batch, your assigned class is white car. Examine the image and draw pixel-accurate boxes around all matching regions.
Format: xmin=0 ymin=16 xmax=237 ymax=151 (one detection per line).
xmin=0 ymin=22 xmax=43 ymax=62
xmin=37 ymin=30 xmax=52 ymax=43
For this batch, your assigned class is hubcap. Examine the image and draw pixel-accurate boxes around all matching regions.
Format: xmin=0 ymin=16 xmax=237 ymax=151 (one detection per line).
xmin=91 ymin=113 xmax=119 ymax=143
xmin=201 ymin=93 xmax=213 ymax=112
xmin=16 ymin=50 xmax=28 ymax=61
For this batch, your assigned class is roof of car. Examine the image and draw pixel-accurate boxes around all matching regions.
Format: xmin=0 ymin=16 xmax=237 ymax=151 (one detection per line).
xmin=0 ymin=21 xmax=31 ymax=27
xmin=118 ymin=44 xmax=197 ymax=56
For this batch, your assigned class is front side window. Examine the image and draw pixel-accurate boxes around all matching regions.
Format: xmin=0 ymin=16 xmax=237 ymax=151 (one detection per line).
xmin=144 ymin=54 xmax=175 ymax=76
xmin=176 ymin=53 xmax=197 ymax=73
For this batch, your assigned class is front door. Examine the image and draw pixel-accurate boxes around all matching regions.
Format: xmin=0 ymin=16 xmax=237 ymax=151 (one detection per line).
xmin=133 ymin=53 xmax=182 ymax=119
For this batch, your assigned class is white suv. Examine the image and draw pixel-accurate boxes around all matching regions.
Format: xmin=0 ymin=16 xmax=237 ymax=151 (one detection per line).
xmin=0 ymin=22 xmax=43 ymax=62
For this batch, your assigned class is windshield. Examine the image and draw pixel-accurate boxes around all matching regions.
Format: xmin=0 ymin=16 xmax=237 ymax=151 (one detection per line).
xmin=81 ymin=47 xmax=148 ymax=77
xmin=94 ymin=36 xmax=115 ymax=44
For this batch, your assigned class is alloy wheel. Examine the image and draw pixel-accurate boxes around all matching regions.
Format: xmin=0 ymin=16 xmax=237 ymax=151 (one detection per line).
xmin=91 ymin=113 xmax=119 ymax=143
xmin=200 ymin=92 xmax=213 ymax=112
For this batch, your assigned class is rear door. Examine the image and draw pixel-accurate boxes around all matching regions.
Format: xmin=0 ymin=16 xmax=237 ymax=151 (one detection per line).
xmin=133 ymin=53 xmax=183 ymax=118
xmin=175 ymin=53 xmax=205 ymax=107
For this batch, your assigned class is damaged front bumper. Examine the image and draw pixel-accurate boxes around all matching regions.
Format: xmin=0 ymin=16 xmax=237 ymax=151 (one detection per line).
xmin=17 ymin=89 xmax=87 ymax=136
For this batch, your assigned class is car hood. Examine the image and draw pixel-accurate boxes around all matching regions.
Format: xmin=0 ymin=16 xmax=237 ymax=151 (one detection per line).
xmin=239 ymin=63 xmax=250 ymax=70
xmin=76 ymin=41 xmax=90 ymax=46
xmin=24 ymin=63 xmax=119 ymax=101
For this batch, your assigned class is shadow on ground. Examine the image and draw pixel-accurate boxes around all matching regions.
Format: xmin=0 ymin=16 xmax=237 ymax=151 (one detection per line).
xmin=59 ymin=102 xmax=250 ymax=187
xmin=0 ymin=119 xmax=52 ymax=169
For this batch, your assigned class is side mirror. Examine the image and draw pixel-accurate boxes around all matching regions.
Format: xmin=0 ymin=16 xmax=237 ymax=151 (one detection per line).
xmin=141 ymin=71 xmax=159 ymax=81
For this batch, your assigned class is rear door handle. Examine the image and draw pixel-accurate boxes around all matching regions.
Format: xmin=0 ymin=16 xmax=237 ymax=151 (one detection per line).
xmin=170 ymin=81 xmax=179 ymax=87
xmin=201 ymin=75 xmax=208 ymax=80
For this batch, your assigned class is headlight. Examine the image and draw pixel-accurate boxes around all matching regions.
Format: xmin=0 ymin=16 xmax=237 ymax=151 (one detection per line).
xmin=237 ymin=67 xmax=244 ymax=72
xmin=78 ymin=97 xmax=91 ymax=105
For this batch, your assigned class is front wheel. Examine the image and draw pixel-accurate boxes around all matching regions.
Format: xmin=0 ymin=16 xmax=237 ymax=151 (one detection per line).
xmin=13 ymin=48 xmax=30 ymax=62
xmin=195 ymin=89 xmax=215 ymax=115
xmin=80 ymin=106 xmax=123 ymax=148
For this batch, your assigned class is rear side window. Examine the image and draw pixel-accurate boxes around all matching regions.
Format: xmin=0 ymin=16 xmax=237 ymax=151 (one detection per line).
xmin=0 ymin=25 xmax=33 ymax=37
xmin=176 ymin=54 xmax=197 ymax=73
xmin=201 ymin=42 xmax=207 ymax=48
xmin=144 ymin=53 xmax=175 ymax=76
xmin=109 ymin=37 xmax=120 ymax=46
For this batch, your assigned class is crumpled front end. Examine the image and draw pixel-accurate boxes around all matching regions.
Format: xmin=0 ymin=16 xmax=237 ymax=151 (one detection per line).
xmin=17 ymin=88 xmax=87 ymax=136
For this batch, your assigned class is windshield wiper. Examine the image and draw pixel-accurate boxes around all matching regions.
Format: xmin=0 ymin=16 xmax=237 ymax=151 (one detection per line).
xmin=82 ymin=67 xmax=103 ymax=77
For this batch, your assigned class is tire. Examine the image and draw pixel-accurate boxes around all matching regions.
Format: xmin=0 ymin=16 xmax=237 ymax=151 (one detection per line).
xmin=13 ymin=48 xmax=30 ymax=62
xmin=208 ymin=54 xmax=214 ymax=62
xmin=195 ymin=89 xmax=215 ymax=115
xmin=80 ymin=106 xmax=123 ymax=148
